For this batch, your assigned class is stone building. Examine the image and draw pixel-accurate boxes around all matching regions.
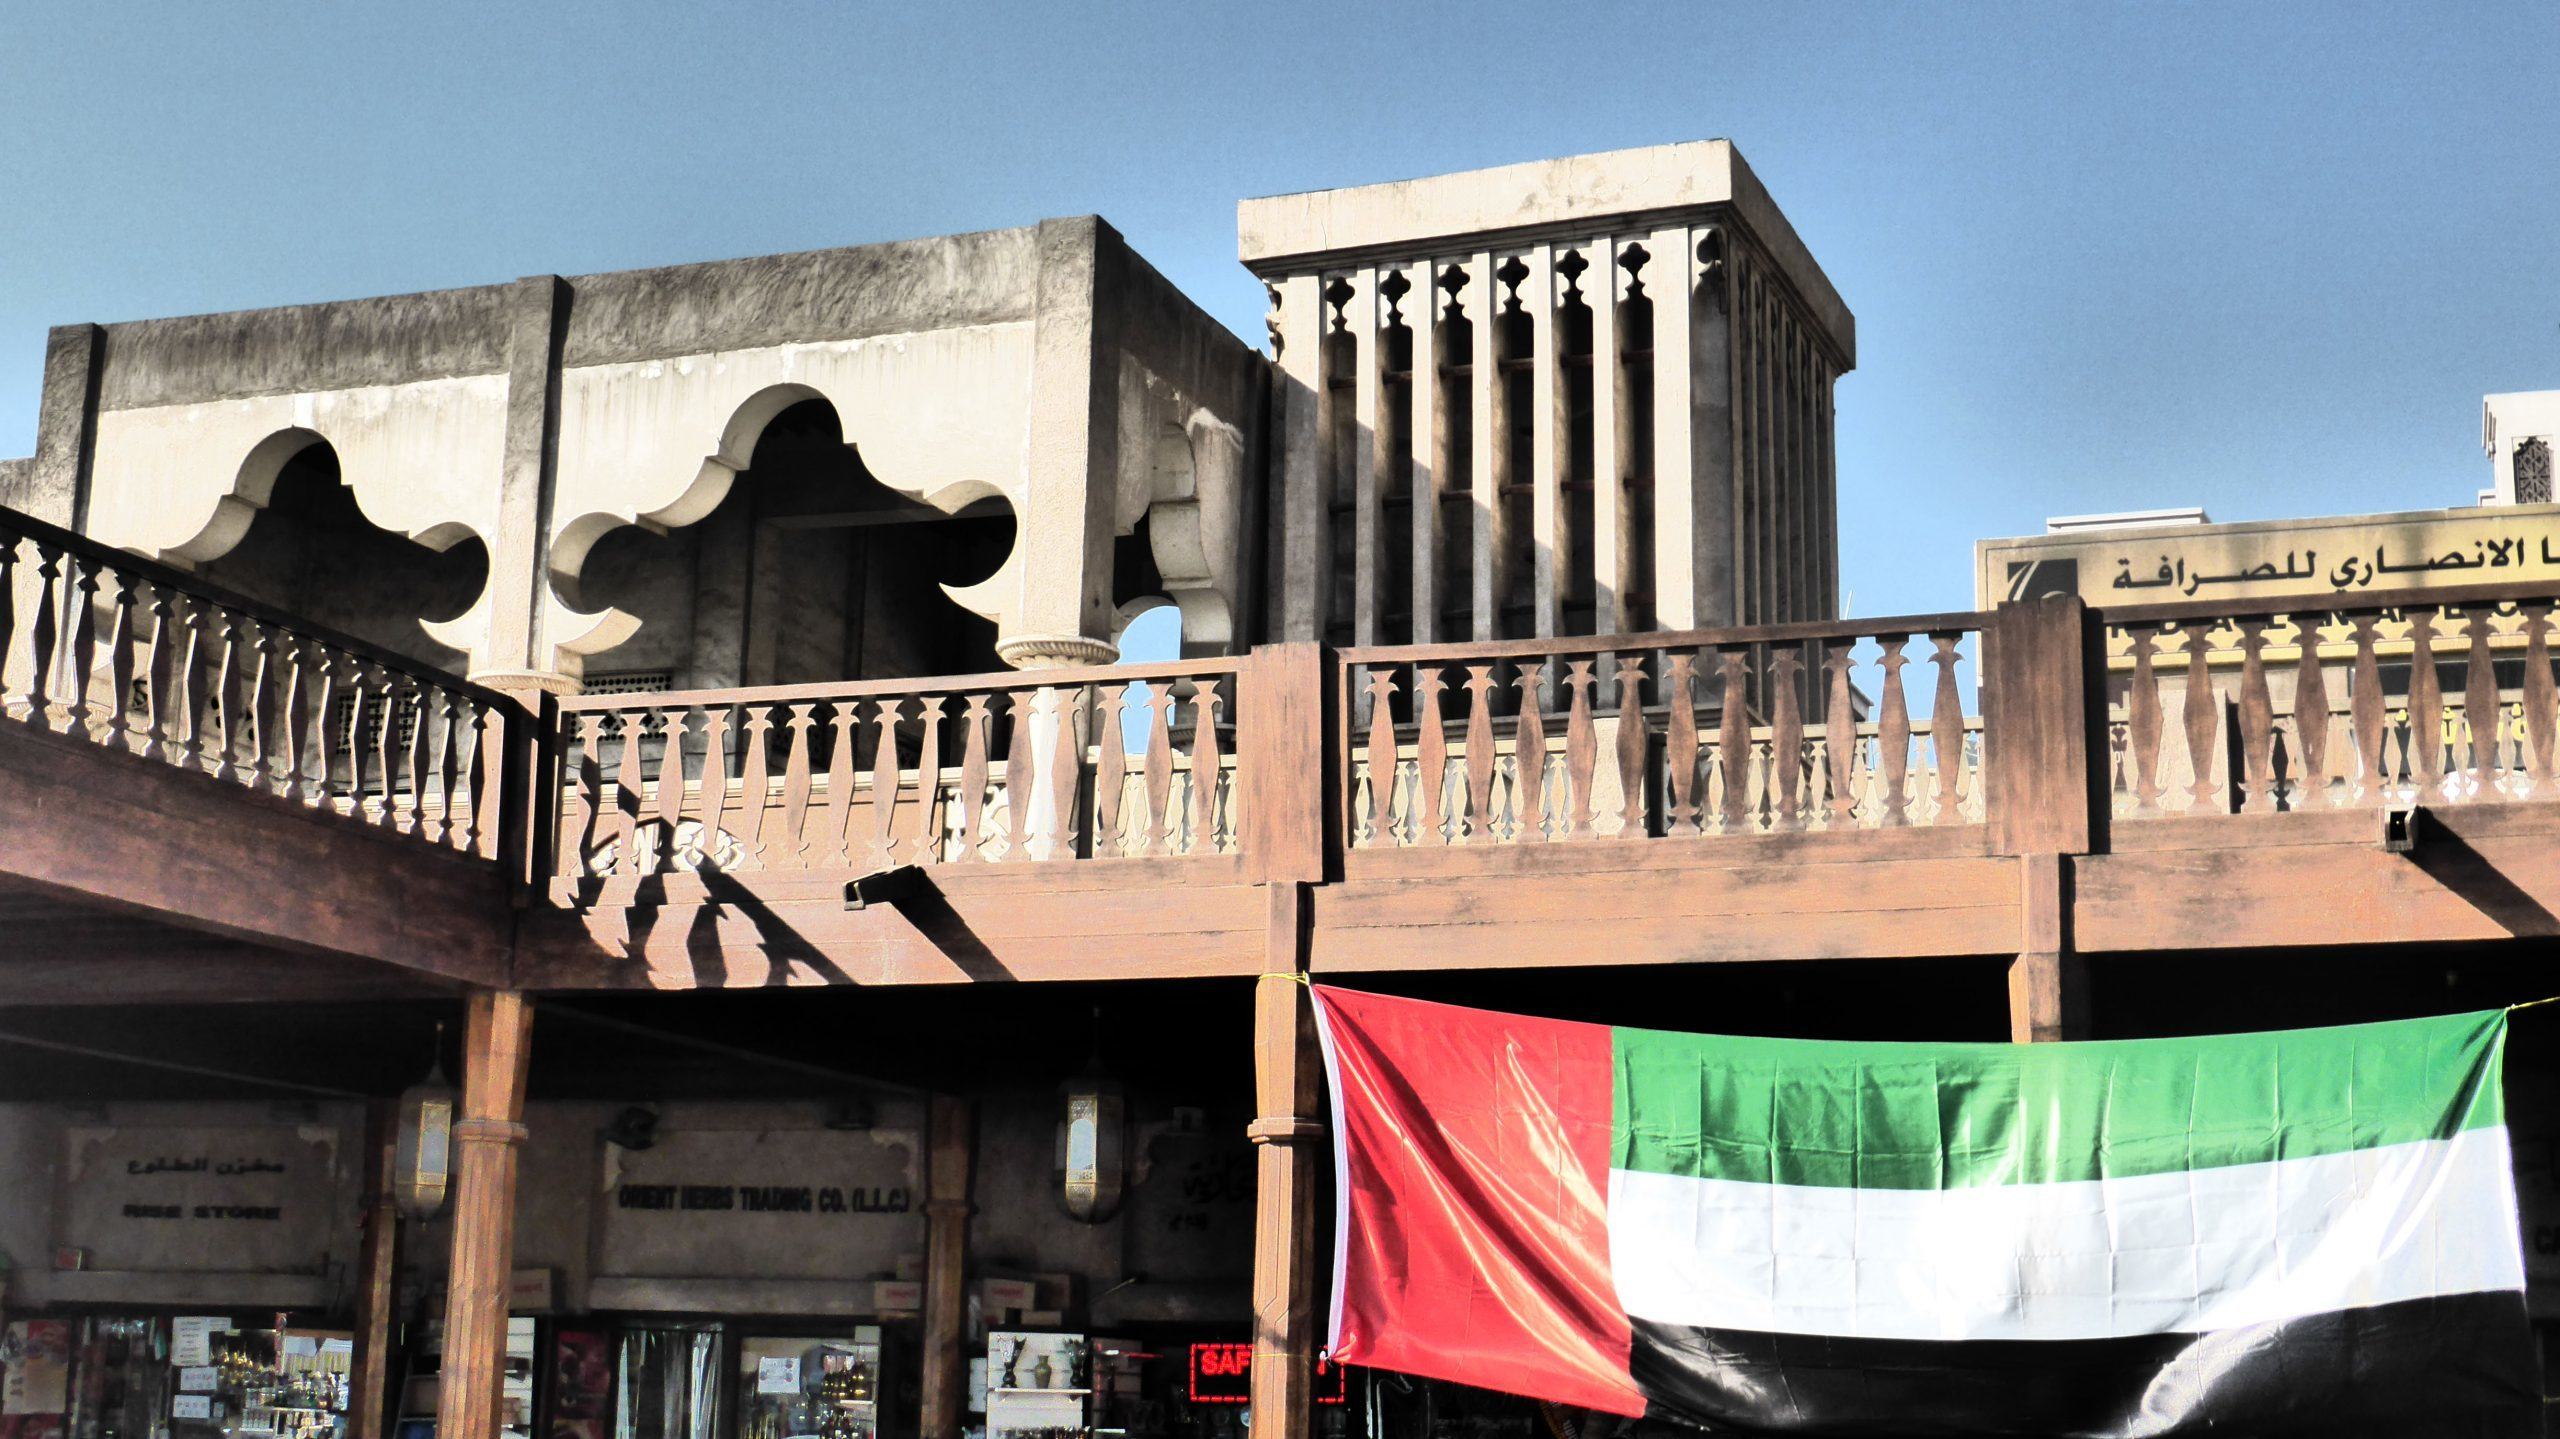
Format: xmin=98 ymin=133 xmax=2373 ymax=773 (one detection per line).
xmin=0 ymin=139 xmax=1851 ymax=697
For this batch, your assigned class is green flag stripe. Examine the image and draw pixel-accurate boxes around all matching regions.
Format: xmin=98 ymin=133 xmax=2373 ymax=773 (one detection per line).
xmin=1611 ymin=1009 xmax=2506 ymax=1190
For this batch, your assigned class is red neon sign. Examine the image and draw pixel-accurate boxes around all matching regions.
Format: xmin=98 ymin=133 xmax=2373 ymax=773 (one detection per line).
xmin=1186 ymin=1344 xmax=1347 ymax=1406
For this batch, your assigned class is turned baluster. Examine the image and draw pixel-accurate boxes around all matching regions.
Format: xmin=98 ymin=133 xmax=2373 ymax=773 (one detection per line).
xmin=822 ymin=701 xmax=861 ymax=867
xmin=138 ymin=582 xmax=174 ymax=763
xmin=1614 ymin=656 xmax=1649 ymax=839
xmin=609 ymin=707 xmax=648 ymax=869
xmin=697 ymin=707 xmax=733 ymax=870
xmin=340 ymin=662 xmax=373 ymax=815
xmin=2234 ymin=618 xmax=2276 ymax=814
xmin=768 ymin=703 xmax=813 ymax=866
xmin=210 ymin=615 xmax=250 ymax=783
xmin=64 ymin=552 xmax=99 ymax=741
xmin=1462 ymin=667 xmax=1498 ymax=843
xmin=2407 ymin=610 xmax=2444 ymax=794
xmin=1661 ymin=652 xmax=1700 ymax=834
xmin=239 ymin=621 xmax=277 ymax=793
xmin=2461 ymin=606 xmax=2505 ymax=800
xmin=1703 ymin=649 xmax=1743 ymax=834
xmin=276 ymin=635 xmax=312 ymax=803
xmin=1512 ymin=662 xmax=1549 ymax=842
xmin=1413 ymin=666 xmax=1449 ymax=847
xmin=1875 ymin=634 xmax=1913 ymax=827
xmin=655 ymin=708 xmax=693 ymax=872
xmin=1822 ymin=639 xmax=1857 ymax=829
xmin=1769 ymin=646 xmax=1807 ymax=832
xmin=429 ymin=689 xmax=462 ymax=846
xmin=1048 ymin=687 xmax=1087 ymax=861
xmin=1928 ymin=634 xmax=1966 ymax=825
xmin=2123 ymin=625 xmax=2166 ymax=816
xmin=2524 ymin=604 xmax=2559 ymax=799
xmin=737 ymin=703 xmax=778 ymax=869
xmin=569 ymin=713 xmax=604 ymax=877
xmin=463 ymin=702 xmax=494 ymax=857
xmin=1359 ymin=672 xmax=1398 ymax=846
xmin=24 ymin=541 xmax=63 ymax=728
xmin=910 ymin=698 xmax=947 ymax=865
xmin=2347 ymin=613 xmax=2387 ymax=805
xmin=953 ymin=693 xmax=994 ymax=861
xmin=0 ymin=534 xmax=16 ymax=714
xmin=104 ymin=572 xmax=137 ymax=752
xmin=1562 ymin=661 xmax=1598 ymax=841
xmin=1093 ymin=689 xmax=1128 ymax=858
xmin=1139 ymin=687 xmax=1174 ymax=857
xmin=1005 ymin=690 xmax=1045 ymax=861
xmin=2180 ymin=626 xmax=2220 ymax=813
xmin=1189 ymin=682 xmax=1226 ymax=853
xmin=2290 ymin=615 xmax=2334 ymax=811
xmin=869 ymin=700 xmax=908 ymax=867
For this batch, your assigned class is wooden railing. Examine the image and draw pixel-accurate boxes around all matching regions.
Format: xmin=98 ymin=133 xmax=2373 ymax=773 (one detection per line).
xmin=0 ymin=506 xmax=533 ymax=860
xmin=1337 ymin=614 xmax=1989 ymax=847
xmin=2099 ymin=584 xmax=2560 ymax=818
xmin=553 ymin=661 xmax=1245 ymax=878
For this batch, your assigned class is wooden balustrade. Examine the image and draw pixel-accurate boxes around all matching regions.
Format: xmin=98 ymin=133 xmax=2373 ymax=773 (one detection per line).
xmin=0 ymin=507 xmax=527 ymax=857
xmin=552 ymin=662 xmax=1245 ymax=878
xmin=2099 ymin=584 xmax=2560 ymax=818
xmin=1337 ymin=614 xmax=1988 ymax=847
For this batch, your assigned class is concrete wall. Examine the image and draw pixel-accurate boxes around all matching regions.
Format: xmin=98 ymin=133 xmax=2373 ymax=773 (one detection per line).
xmin=30 ymin=222 xmax=1268 ymax=688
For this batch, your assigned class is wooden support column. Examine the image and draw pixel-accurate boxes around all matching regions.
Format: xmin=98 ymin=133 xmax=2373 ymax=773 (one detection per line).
xmin=919 ymin=1094 xmax=975 ymax=1439
xmin=1987 ymin=595 xmax=2101 ymax=1042
xmin=1248 ymin=897 xmax=1325 ymax=1439
xmin=440 ymin=991 xmax=532 ymax=1439
xmin=347 ymin=1100 xmax=401 ymax=1439
xmin=2010 ymin=852 xmax=2087 ymax=1042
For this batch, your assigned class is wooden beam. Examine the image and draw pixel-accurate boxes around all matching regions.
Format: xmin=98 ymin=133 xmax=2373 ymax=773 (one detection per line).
xmin=1247 ymin=887 xmax=1324 ymax=1439
xmin=441 ymin=990 xmax=532 ymax=1439
xmin=1241 ymin=644 xmax=1332 ymax=885
xmin=919 ymin=1094 xmax=975 ymax=1439
xmin=0 ymin=948 xmax=454 ymax=1006
xmin=348 ymin=1100 xmax=402 ymax=1439
xmin=0 ymin=720 xmax=513 ymax=984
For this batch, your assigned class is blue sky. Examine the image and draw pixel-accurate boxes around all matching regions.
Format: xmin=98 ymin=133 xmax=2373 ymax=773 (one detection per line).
xmin=2 ymin=0 xmax=2551 ymax=631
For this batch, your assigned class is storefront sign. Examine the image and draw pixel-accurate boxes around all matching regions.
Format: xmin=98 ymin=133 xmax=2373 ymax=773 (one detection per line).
xmin=1977 ymin=505 xmax=2560 ymax=610
xmin=171 ymin=1318 xmax=220 ymax=1367
xmin=171 ymin=1398 xmax=212 ymax=1422
xmin=177 ymin=1369 xmax=218 ymax=1393
xmin=1184 ymin=1344 xmax=1344 ymax=1406
xmin=58 ymin=1127 xmax=343 ymax=1277
xmin=596 ymin=1124 xmax=924 ymax=1284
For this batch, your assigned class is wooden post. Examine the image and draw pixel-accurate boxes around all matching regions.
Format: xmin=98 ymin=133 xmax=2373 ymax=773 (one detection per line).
xmin=1986 ymin=596 xmax=2099 ymax=1042
xmin=1247 ymin=893 xmax=1324 ymax=1439
xmin=1240 ymin=643 xmax=1334 ymax=885
xmin=440 ymin=991 xmax=532 ymax=1439
xmin=2009 ymin=853 xmax=2087 ymax=1042
xmin=919 ymin=1095 xmax=975 ymax=1439
xmin=347 ymin=1099 xmax=401 ymax=1439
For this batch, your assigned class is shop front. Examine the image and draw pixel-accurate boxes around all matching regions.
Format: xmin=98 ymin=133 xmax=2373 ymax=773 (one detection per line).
xmin=0 ymin=1103 xmax=372 ymax=1439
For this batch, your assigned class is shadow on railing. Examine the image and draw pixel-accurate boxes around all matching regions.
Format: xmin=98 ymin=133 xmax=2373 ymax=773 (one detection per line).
xmin=1338 ymin=613 xmax=1990 ymax=848
xmin=2099 ymin=584 xmax=2560 ymax=818
xmin=552 ymin=661 xmax=1245 ymax=879
xmin=0 ymin=506 xmax=532 ymax=860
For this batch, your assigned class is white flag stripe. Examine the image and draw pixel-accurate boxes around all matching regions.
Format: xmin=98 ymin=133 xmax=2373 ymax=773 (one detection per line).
xmin=1608 ymin=1126 xmax=2525 ymax=1343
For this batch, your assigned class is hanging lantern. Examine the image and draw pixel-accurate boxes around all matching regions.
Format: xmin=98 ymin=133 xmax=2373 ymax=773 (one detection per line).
xmin=391 ymin=1023 xmax=457 ymax=1220
xmin=1059 ymin=1071 xmax=1127 ymax=1223
xmin=1060 ymin=1007 xmax=1126 ymax=1223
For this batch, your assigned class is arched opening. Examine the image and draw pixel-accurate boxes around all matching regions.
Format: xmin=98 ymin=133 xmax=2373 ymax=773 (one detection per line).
xmin=572 ymin=397 xmax=1015 ymax=691
xmin=194 ymin=436 xmax=488 ymax=669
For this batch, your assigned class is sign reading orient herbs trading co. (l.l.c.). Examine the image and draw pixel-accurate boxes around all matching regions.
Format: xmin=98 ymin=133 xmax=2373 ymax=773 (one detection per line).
xmin=1975 ymin=504 xmax=2560 ymax=611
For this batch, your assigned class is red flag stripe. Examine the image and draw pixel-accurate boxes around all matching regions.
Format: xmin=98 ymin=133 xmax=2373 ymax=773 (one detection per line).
xmin=1311 ymin=986 xmax=1643 ymax=1416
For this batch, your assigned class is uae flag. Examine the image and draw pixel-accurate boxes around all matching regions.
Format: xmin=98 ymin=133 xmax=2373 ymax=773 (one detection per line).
xmin=1310 ymin=986 xmax=2539 ymax=1437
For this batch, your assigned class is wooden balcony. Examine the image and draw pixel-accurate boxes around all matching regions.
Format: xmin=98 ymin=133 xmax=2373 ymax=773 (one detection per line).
xmin=7 ymin=498 xmax=2560 ymax=1009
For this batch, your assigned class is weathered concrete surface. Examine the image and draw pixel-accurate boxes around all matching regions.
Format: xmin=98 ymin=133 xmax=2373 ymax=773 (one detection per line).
xmin=1240 ymin=138 xmax=1853 ymax=366
xmin=98 ymin=287 xmax=510 ymax=410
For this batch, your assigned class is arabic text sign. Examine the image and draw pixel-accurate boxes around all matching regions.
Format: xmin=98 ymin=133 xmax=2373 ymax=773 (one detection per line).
xmin=1977 ymin=507 xmax=2560 ymax=610
xmin=59 ymin=1125 xmax=344 ymax=1275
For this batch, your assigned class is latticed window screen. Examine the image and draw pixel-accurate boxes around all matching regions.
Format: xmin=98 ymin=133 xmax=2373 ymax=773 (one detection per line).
xmin=2516 ymin=437 xmax=2552 ymax=506
xmin=583 ymin=669 xmax=676 ymax=696
xmin=331 ymin=687 xmax=424 ymax=761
